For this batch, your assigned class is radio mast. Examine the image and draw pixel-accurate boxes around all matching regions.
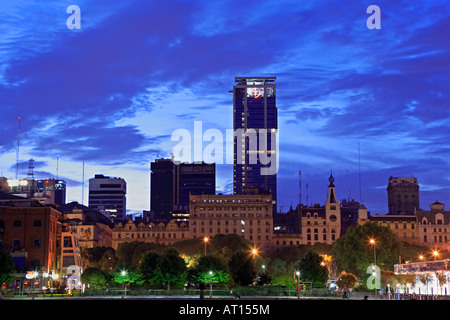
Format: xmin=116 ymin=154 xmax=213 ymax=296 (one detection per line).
xmin=16 ymin=117 xmax=21 ymax=179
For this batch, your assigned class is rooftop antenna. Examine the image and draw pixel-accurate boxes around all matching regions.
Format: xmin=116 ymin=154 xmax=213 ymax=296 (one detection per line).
xmin=82 ymin=161 xmax=85 ymax=205
xmin=148 ymin=161 xmax=152 ymax=210
xmin=358 ymin=141 xmax=362 ymax=203
xmin=306 ymin=182 xmax=309 ymax=207
xmin=56 ymin=154 xmax=59 ymax=179
xmin=27 ymin=158 xmax=35 ymax=180
xmin=16 ymin=116 xmax=21 ymax=179
xmin=299 ymin=170 xmax=302 ymax=205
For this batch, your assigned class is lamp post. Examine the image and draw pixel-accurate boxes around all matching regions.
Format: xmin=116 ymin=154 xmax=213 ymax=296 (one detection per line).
xmin=121 ymin=270 xmax=126 ymax=299
xmin=369 ymin=239 xmax=376 ymax=266
xmin=295 ymin=271 xmax=300 ymax=299
xmin=203 ymin=237 xmax=209 ymax=256
xmin=209 ymin=271 xmax=213 ymax=299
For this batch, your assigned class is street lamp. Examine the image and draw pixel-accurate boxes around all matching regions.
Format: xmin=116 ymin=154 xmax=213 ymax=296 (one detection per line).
xmin=203 ymin=237 xmax=209 ymax=256
xmin=121 ymin=270 xmax=127 ymax=299
xmin=433 ymin=250 xmax=439 ymax=260
xmin=295 ymin=271 xmax=301 ymax=299
xmin=369 ymin=238 xmax=377 ymax=266
xmin=209 ymin=271 xmax=213 ymax=298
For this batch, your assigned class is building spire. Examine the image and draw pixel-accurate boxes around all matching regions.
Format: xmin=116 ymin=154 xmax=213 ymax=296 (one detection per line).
xmin=328 ymin=170 xmax=335 ymax=187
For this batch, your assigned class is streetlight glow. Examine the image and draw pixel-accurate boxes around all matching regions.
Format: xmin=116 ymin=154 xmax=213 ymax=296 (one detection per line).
xmin=203 ymin=236 xmax=209 ymax=256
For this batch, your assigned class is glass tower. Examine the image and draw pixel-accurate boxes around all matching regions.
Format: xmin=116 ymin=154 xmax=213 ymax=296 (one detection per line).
xmin=233 ymin=77 xmax=277 ymax=212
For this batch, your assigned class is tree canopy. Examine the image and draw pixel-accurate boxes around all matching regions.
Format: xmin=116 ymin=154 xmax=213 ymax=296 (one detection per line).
xmin=297 ymin=251 xmax=329 ymax=288
xmin=331 ymin=222 xmax=403 ymax=275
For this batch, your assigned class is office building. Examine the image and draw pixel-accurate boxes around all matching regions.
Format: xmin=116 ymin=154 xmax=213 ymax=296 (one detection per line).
xmin=150 ymin=158 xmax=215 ymax=219
xmin=151 ymin=158 xmax=177 ymax=218
xmin=189 ymin=186 xmax=274 ymax=251
xmin=177 ymin=162 xmax=215 ymax=210
xmin=88 ymin=174 xmax=126 ymax=222
xmin=387 ymin=176 xmax=419 ymax=215
xmin=36 ymin=179 xmax=66 ymax=205
xmin=232 ymin=77 xmax=277 ymax=213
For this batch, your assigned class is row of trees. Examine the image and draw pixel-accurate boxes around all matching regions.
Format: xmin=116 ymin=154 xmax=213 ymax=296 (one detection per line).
xmin=2 ymin=222 xmax=445 ymax=292
xmin=80 ymin=234 xmax=330 ymax=290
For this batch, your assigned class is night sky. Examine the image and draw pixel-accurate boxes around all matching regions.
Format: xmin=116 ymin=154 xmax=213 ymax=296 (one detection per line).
xmin=0 ymin=1 xmax=449 ymax=216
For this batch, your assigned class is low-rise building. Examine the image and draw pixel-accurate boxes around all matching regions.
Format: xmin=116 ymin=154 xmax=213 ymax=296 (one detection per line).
xmin=416 ymin=201 xmax=450 ymax=251
xmin=189 ymin=187 xmax=274 ymax=251
xmin=58 ymin=202 xmax=114 ymax=248
xmin=368 ymin=215 xmax=418 ymax=244
xmin=112 ymin=218 xmax=189 ymax=249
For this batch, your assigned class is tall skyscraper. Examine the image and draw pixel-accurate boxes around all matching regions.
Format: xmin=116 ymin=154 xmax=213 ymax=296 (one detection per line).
xmin=387 ymin=176 xmax=419 ymax=215
xmin=232 ymin=77 xmax=277 ymax=212
xmin=150 ymin=158 xmax=215 ymax=219
xmin=88 ymin=174 xmax=126 ymax=221
xmin=176 ymin=162 xmax=215 ymax=210
xmin=150 ymin=158 xmax=177 ymax=218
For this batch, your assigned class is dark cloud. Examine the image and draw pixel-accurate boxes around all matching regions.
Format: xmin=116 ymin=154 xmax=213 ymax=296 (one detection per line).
xmin=0 ymin=0 xmax=449 ymax=212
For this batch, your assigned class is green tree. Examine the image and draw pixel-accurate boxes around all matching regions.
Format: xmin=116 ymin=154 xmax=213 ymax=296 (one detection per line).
xmin=99 ymin=247 xmax=118 ymax=270
xmin=331 ymin=222 xmax=403 ymax=276
xmin=139 ymin=251 xmax=161 ymax=287
xmin=82 ymin=246 xmax=117 ymax=269
xmin=115 ymin=241 xmax=165 ymax=267
xmin=153 ymin=248 xmax=187 ymax=289
xmin=298 ymin=251 xmax=329 ymax=288
xmin=81 ymin=267 xmax=109 ymax=290
xmin=0 ymin=249 xmax=15 ymax=294
xmin=189 ymin=255 xmax=230 ymax=285
xmin=113 ymin=268 xmax=144 ymax=287
xmin=270 ymin=272 xmax=293 ymax=287
xmin=173 ymin=234 xmax=252 ymax=262
xmin=228 ymin=250 xmax=256 ymax=286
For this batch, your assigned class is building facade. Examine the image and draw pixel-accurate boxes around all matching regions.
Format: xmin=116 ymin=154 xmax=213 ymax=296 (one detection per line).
xmin=88 ymin=174 xmax=127 ymax=222
xmin=58 ymin=202 xmax=114 ymax=248
xmin=368 ymin=214 xmax=419 ymax=245
xmin=189 ymin=187 xmax=274 ymax=251
xmin=151 ymin=158 xmax=177 ymax=218
xmin=176 ymin=162 xmax=215 ymax=211
xmin=151 ymin=158 xmax=216 ymax=219
xmin=416 ymin=201 xmax=450 ymax=251
xmin=36 ymin=179 xmax=66 ymax=205
xmin=367 ymin=200 xmax=450 ymax=251
xmin=272 ymin=174 xmax=356 ymax=250
xmin=232 ymin=77 xmax=277 ymax=213
xmin=112 ymin=218 xmax=189 ymax=249
xmin=299 ymin=174 xmax=342 ymax=246
xmin=387 ymin=176 xmax=420 ymax=215
xmin=0 ymin=206 xmax=61 ymax=274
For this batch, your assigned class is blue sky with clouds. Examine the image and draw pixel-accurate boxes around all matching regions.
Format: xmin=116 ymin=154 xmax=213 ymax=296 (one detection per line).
xmin=0 ymin=0 xmax=449 ymax=215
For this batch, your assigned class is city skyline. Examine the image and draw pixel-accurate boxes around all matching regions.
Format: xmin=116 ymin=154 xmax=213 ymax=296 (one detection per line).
xmin=0 ymin=1 xmax=450 ymax=215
